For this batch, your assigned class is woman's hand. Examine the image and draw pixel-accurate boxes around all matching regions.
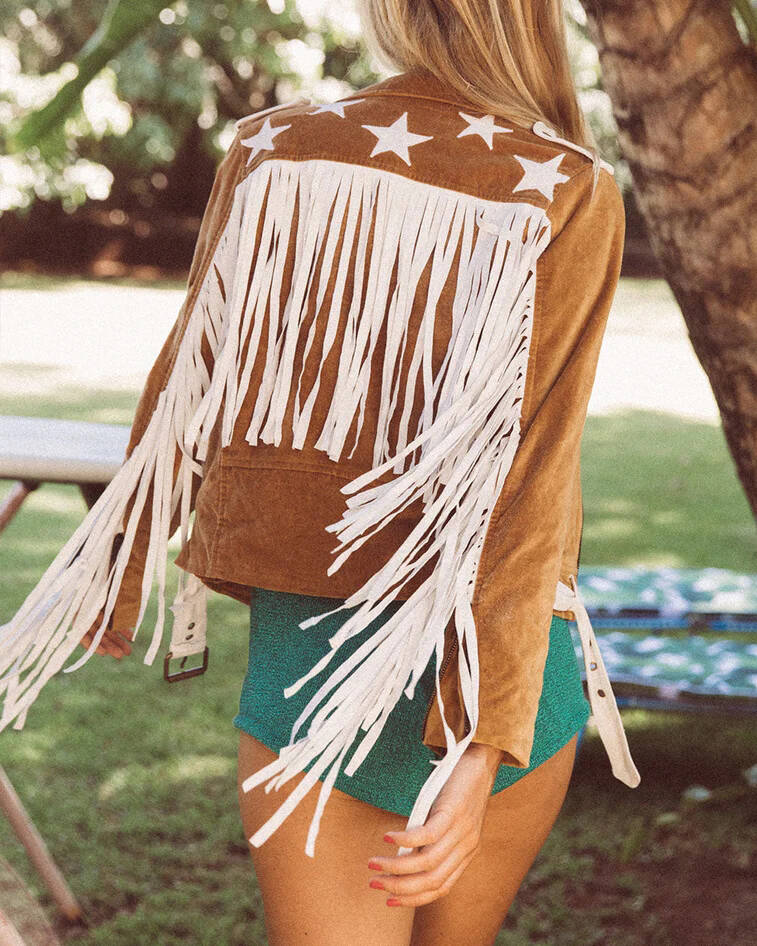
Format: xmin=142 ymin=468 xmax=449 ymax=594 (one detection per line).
xmin=366 ymin=741 xmax=505 ymax=907
xmin=78 ymin=608 xmax=134 ymax=659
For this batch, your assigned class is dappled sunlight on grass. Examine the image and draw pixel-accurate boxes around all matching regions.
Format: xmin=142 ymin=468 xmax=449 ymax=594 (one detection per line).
xmin=600 ymin=497 xmax=638 ymax=515
xmin=581 ymin=409 xmax=755 ymax=571
xmin=1 ymin=728 xmax=53 ymax=764
xmin=99 ymin=756 xmax=235 ymax=802
xmin=0 ymin=271 xmax=187 ymax=293
xmin=0 ymin=585 xmax=263 ymax=944
xmin=0 ymin=377 xmax=139 ymax=423
xmin=12 ymin=486 xmax=87 ymax=516
xmin=650 ymin=509 xmax=685 ymax=526
xmin=587 ymin=517 xmax=639 ymax=541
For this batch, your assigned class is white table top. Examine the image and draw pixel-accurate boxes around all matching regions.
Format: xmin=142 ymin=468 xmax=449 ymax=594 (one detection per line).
xmin=0 ymin=415 xmax=130 ymax=484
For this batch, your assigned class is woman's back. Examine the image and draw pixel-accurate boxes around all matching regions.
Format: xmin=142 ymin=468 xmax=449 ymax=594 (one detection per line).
xmin=0 ymin=66 xmax=637 ymax=869
xmin=171 ymin=67 xmax=619 ymax=608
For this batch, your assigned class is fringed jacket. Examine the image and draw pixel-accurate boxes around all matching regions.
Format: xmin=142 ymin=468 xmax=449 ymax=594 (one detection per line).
xmin=1 ymin=67 xmax=640 ymax=857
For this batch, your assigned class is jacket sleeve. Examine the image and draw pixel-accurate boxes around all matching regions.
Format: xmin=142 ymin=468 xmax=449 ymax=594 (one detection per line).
xmin=106 ymin=136 xmax=246 ymax=634
xmin=107 ymin=98 xmax=314 ymax=637
xmin=421 ymin=165 xmax=626 ymax=767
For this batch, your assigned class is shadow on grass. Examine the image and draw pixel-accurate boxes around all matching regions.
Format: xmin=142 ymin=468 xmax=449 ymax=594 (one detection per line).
xmin=501 ymin=710 xmax=757 ymax=946
xmin=0 ymin=271 xmax=187 ymax=293
xmin=0 ymin=591 xmax=266 ymax=946
xmin=0 ymin=375 xmax=140 ymax=426
xmin=581 ymin=409 xmax=755 ymax=572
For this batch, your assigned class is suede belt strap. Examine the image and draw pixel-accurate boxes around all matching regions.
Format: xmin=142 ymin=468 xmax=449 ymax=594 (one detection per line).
xmin=554 ymin=575 xmax=641 ymax=787
xmin=164 ymin=572 xmax=208 ymax=679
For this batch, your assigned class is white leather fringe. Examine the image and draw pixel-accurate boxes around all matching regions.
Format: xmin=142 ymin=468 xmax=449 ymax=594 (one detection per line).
xmin=0 ymin=155 xmax=637 ymax=862
xmin=218 ymin=159 xmax=554 ymax=857
xmin=0 ymin=166 xmax=243 ymax=733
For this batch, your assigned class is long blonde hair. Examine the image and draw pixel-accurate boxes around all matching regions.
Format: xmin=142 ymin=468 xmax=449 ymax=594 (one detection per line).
xmin=357 ymin=0 xmax=593 ymax=150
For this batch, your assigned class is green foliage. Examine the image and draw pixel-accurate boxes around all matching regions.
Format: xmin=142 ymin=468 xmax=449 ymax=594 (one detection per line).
xmin=0 ymin=1 xmax=373 ymax=213
xmin=11 ymin=0 xmax=754 ymax=215
xmin=0 ymin=1 xmax=624 ymax=217
xmin=11 ymin=0 xmax=166 ymax=150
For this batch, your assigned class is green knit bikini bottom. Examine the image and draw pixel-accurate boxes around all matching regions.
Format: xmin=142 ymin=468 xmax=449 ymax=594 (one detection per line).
xmin=233 ymin=586 xmax=591 ymax=816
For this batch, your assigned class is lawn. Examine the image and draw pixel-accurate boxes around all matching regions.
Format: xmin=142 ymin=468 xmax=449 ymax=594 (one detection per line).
xmin=0 ymin=275 xmax=755 ymax=945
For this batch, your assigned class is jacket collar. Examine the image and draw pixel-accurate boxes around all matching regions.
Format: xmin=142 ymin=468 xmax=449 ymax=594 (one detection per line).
xmin=355 ymin=68 xmax=482 ymax=110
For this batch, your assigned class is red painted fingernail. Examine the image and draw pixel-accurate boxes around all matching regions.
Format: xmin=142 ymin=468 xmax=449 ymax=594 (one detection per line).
xmin=386 ymin=898 xmax=401 ymax=907
xmin=383 ymin=834 xmax=395 ymax=844
xmin=369 ymin=879 xmax=384 ymax=890
xmin=368 ymin=861 xmax=382 ymax=871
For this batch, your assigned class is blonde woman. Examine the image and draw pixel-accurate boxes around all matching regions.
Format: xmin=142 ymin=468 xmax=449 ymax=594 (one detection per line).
xmin=2 ymin=1 xmax=640 ymax=943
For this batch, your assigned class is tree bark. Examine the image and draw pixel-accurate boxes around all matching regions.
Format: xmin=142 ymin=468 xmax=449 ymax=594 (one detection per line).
xmin=580 ymin=0 xmax=757 ymax=518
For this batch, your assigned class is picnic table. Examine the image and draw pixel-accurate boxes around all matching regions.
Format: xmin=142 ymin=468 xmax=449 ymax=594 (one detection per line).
xmin=0 ymin=415 xmax=129 ymax=535
xmin=0 ymin=414 xmax=130 ymax=930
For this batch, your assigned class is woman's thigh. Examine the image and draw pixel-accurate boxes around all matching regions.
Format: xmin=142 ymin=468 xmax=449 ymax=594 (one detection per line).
xmin=410 ymin=732 xmax=579 ymax=946
xmin=237 ymin=730 xmax=416 ymax=946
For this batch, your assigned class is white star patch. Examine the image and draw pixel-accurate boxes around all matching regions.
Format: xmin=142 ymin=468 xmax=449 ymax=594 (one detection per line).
xmin=512 ymin=153 xmax=570 ymax=201
xmin=361 ymin=112 xmax=433 ymax=166
xmin=457 ymin=112 xmax=512 ymax=149
xmin=307 ymin=98 xmax=365 ymax=118
xmin=240 ymin=117 xmax=291 ymax=165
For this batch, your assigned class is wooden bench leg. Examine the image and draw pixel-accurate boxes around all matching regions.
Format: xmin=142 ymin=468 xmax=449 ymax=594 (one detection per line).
xmin=0 ymin=482 xmax=40 ymax=537
xmin=0 ymin=767 xmax=83 ymax=923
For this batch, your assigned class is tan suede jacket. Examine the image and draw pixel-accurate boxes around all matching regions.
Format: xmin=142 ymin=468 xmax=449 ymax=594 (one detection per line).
xmin=1 ymin=70 xmax=639 ymax=843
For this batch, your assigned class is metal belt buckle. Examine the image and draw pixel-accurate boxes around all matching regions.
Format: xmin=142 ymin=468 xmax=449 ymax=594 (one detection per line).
xmin=163 ymin=646 xmax=209 ymax=682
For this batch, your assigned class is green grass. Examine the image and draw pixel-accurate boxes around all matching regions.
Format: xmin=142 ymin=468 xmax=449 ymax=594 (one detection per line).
xmin=581 ymin=410 xmax=755 ymax=571
xmin=0 ymin=271 xmax=187 ymax=293
xmin=0 ymin=588 xmax=263 ymax=945
xmin=0 ymin=277 xmax=755 ymax=945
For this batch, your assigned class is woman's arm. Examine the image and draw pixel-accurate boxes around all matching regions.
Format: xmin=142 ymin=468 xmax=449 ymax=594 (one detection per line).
xmin=422 ymin=164 xmax=626 ymax=768
xmin=70 ymin=137 xmax=249 ymax=667
xmin=371 ymin=166 xmax=625 ymax=908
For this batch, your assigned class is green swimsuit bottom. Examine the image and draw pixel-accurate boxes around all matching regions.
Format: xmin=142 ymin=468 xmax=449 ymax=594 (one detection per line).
xmin=233 ymin=586 xmax=591 ymax=816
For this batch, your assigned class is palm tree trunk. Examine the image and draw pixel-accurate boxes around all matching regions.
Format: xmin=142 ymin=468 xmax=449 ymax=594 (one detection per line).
xmin=579 ymin=0 xmax=757 ymax=518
